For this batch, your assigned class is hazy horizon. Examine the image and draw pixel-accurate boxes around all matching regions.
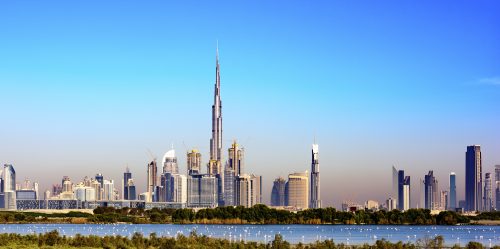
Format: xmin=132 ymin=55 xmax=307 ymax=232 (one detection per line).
xmin=1 ymin=1 xmax=499 ymax=209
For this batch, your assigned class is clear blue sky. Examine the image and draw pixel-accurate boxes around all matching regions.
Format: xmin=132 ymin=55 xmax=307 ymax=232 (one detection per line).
xmin=1 ymin=1 xmax=499 ymax=208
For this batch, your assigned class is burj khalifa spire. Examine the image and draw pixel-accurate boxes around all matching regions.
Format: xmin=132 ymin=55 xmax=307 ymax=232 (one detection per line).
xmin=209 ymin=44 xmax=222 ymax=175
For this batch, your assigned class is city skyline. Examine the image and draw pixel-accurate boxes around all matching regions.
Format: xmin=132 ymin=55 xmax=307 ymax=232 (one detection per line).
xmin=1 ymin=1 xmax=500 ymax=208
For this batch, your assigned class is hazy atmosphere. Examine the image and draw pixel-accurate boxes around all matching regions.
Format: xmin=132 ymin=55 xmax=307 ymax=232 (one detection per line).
xmin=1 ymin=1 xmax=499 ymax=209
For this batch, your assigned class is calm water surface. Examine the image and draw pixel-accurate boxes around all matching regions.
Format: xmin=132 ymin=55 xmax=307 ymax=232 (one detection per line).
xmin=0 ymin=224 xmax=498 ymax=246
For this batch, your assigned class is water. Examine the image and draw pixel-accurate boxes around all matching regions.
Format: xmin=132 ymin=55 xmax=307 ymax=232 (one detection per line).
xmin=0 ymin=224 xmax=498 ymax=246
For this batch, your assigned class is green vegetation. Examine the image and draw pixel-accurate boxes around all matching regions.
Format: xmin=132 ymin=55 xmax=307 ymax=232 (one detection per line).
xmin=1 ymin=205 xmax=495 ymax=225
xmin=171 ymin=205 xmax=471 ymax=225
xmin=0 ymin=230 xmax=493 ymax=249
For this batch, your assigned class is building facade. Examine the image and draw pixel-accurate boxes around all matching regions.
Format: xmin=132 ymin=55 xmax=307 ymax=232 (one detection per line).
xmin=449 ymin=172 xmax=457 ymax=210
xmin=484 ymin=172 xmax=493 ymax=211
xmin=310 ymin=143 xmax=321 ymax=209
xmin=424 ymin=170 xmax=439 ymax=210
xmin=286 ymin=171 xmax=309 ymax=210
xmin=465 ymin=145 xmax=482 ymax=211
xmin=271 ymin=177 xmax=286 ymax=206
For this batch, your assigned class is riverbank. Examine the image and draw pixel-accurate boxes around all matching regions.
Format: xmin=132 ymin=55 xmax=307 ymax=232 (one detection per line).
xmin=0 ymin=230 xmax=492 ymax=249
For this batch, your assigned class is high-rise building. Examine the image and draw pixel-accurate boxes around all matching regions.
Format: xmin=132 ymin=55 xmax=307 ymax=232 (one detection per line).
xmin=235 ymin=174 xmax=262 ymax=207
xmin=123 ymin=168 xmax=132 ymax=200
xmin=147 ymin=160 xmax=157 ymax=202
xmin=2 ymin=164 xmax=16 ymax=192
xmin=228 ymin=141 xmax=244 ymax=176
xmin=126 ymin=179 xmax=137 ymax=200
xmin=162 ymin=148 xmax=178 ymax=174
xmin=440 ymin=191 xmax=449 ymax=210
xmin=310 ymin=143 xmax=321 ymax=209
xmin=424 ymin=170 xmax=438 ymax=210
xmin=271 ymin=177 xmax=286 ymax=206
xmin=208 ymin=45 xmax=223 ymax=176
xmin=386 ymin=197 xmax=397 ymax=211
xmin=402 ymin=176 xmax=411 ymax=211
xmin=91 ymin=179 xmax=102 ymax=200
xmin=495 ymin=165 xmax=500 ymax=210
xmin=187 ymin=149 xmax=202 ymax=175
xmin=102 ymin=180 xmax=115 ymax=201
xmin=95 ymin=174 xmax=104 ymax=188
xmin=392 ymin=166 xmax=398 ymax=204
xmin=465 ymin=145 xmax=482 ymax=211
xmin=187 ymin=174 xmax=218 ymax=208
xmin=449 ymin=172 xmax=457 ymax=210
xmin=286 ymin=171 xmax=309 ymax=210
xmin=223 ymin=162 xmax=235 ymax=206
xmin=484 ymin=172 xmax=493 ymax=211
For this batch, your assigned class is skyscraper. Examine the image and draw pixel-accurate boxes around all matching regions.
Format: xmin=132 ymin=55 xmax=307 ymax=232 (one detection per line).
xmin=208 ymin=45 xmax=223 ymax=176
xmin=223 ymin=162 xmax=235 ymax=206
xmin=449 ymin=172 xmax=457 ymax=210
xmin=147 ymin=160 xmax=157 ymax=202
xmin=465 ymin=145 xmax=482 ymax=211
xmin=402 ymin=176 xmax=411 ymax=211
xmin=228 ymin=141 xmax=244 ymax=176
xmin=495 ymin=165 xmax=500 ymax=210
xmin=286 ymin=171 xmax=309 ymax=210
xmin=424 ymin=170 xmax=438 ymax=210
xmin=123 ymin=167 xmax=132 ymax=200
xmin=235 ymin=174 xmax=262 ymax=207
xmin=310 ymin=143 xmax=321 ymax=209
xmin=95 ymin=174 xmax=104 ymax=188
xmin=162 ymin=148 xmax=178 ymax=174
xmin=2 ymin=164 xmax=16 ymax=192
xmin=484 ymin=172 xmax=493 ymax=211
xmin=392 ymin=166 xmax=398 ymax=203
xmin=187 ymin=149 xmax=201 ymax=175
xmin=271 ymin=177 xmax=286 ymax=206
xmin=187 ymin=174 xmax=218 ymax=208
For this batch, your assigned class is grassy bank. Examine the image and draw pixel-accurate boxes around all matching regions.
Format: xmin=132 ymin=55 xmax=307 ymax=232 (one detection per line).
xmin=0 ymin=230 xmax=494 ymax=249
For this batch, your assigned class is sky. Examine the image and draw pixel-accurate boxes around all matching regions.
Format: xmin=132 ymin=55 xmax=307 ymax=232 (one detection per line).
xmin=0 ymin=1 xmax=499 ymax=208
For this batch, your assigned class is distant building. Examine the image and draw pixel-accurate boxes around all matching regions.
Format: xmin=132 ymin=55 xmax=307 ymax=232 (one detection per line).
xmin=162 ymin=148 xmax=178 ymax=174
xmin=126 ymin=179 xmax=137 ymax=200
xmin=365 ymin=200 xmax=379 ymax=211
xmin=424 ymin=170 xmax=439 ymax=210
xmin=484 ymin=172 xmax=493 ymax=211
xmin=235 ymin=174 xmax=262 ymax=207
xmin=223 ymin=162 xmax=235 ymax=206
xmin=228 ymin=141 xmax=244 ymax=176
xmin=449 ymin=172 xmax=457 ymax=210
xmin=465 ymin=145 xmax=482 ymax=211
xmin=95 ymin=174 xmax=104 ymax=188
xmin=123 ymin=168 xmax=132 ymax=200
xmin=496 ymin=165 xmax=500 ymax=210
xmin=440 ymin=191 xmax=448 ymax=210
xmin=310 ymin=143 xmax=321 ymax=209
xmin=102 ymin=180 xmax=115 ymax=201
xmin=187 ymin=174 xmax=218 ymax=208
xmin=2 ymin=164 xmax=16 ymax=192
xmin=386 ymin=197 xmax=397 ymax=211
xmin=74 ymin=185 xmax=96 ymax=202
xmin=271 ymin=177 xmax=286 ymax=206
xmin=286 ymin=171 xmax=309 ymax=210
xmin=392 ymin=166 xmax=398 ymax=205
xmin=187 ymin=149 xmax=202 ymax=175
xmin=147 ymin=160 xmax=157 ymax=202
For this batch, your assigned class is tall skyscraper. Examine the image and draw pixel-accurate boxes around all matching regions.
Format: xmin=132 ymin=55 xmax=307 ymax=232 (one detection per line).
xmin=310 ymin=143 xmax=321 ymax=209
xmin=392 ymin=166 xmax=398 ymax=203
xmin=402 ymin=176 xmax=411 ymax=211
xmin=228 ymin=141 xmax=244 ymax=176
xmin=286 ymin=171 xmax=309 ymax=210
xmin=208 ymin=45 xmax=223 ymax=176
xmin=223 ymin=162 xmax=235 ymax=206
xmin=187 ymin=149 xmax=202 ymax=175
xmin=424 ymin=170 xmax=438 ymax=210
xmin=126 ymin=179 xmax=137 ymax=200
xmin=95 ymin=173 xmax=104 ymax=188
xmin=484 ymin=172 xmax=493 ymax=211
xmin=495 ymin=165 xmax=500 ymax=210
xmin=271 ymin=177 xmax=286 ymax=206
xmin=162 ymin=148 xmax=178 ymax=174
xmin=147 ymin=160 xmax=157 ymax=202
xmin=449 ymin=172 xmax=457 ymax=210
xmin=465 ymin=145 xmax=482 ymax=211
xmin=123 ymin=167 xmax=132 ymax=200
xmin=395 ymin=169 xmax=410 ymax=210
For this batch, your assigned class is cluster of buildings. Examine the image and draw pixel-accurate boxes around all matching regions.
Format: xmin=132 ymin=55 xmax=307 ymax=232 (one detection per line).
xmin=381 ymin=145 xmax=498 ymax=213
xmin=1 ymin=49 xmax=497 ymax=214
xmin=0 ymin=47 xmax=321 ymax=211
xmin=269 ymin=143 xmax=322 ymax=210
